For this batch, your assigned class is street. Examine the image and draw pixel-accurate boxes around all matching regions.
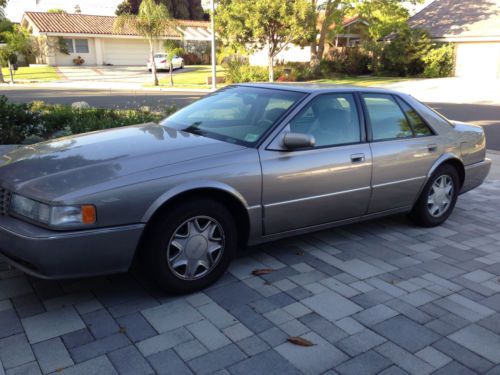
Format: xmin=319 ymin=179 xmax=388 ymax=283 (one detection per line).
xmin=1 ymin=87 xmax=499 ymax=150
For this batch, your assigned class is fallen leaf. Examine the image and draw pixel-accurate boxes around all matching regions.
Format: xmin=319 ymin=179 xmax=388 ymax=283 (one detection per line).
xmin=296 ymin=251 xmax=305 ymax=256
xmin=288 ymin=336 xmax=314 ymax=347
xmin=252 ymin=268 xmax=274 ymax=276
xmin=119 ymin=326 xmax=127 ymax=334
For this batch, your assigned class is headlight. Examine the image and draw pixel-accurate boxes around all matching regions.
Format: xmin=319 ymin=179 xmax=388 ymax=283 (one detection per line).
xmin=10 ymin=194 xmax=96 ymax=227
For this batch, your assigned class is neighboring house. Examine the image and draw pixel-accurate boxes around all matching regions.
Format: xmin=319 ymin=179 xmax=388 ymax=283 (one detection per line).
xmin=409 ymin=0 xmax=500 ymax=79
xmin=21 ymin=12 xmax=211 ymax=66
xmin=331 ymin=16 xmax=369 ymax=48
xmin=249 ymin=16 xmax=368 ymax=67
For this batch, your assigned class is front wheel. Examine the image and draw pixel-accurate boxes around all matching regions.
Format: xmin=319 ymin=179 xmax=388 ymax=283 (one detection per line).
xmin=410 ymin=164 xmax=459 ymax=227
xmin=143 ymin=199 xmax=237 ymax=294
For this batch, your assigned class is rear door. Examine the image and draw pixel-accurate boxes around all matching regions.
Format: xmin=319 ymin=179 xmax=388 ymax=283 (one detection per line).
xmin=361 ymin=93 xmax=440 ymax=213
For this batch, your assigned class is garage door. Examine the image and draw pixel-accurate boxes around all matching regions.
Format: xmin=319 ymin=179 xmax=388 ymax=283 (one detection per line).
xmin=455 ymin=42 xmax=500 ymax=79
xmin=103 ymin=39 xmax=151 ymax=66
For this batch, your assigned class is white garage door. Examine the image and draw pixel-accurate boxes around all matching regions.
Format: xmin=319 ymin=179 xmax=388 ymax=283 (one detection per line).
xmin=103 ymin=39 xmax=151 ymax=66
xmin=455 ymin=42 xmax=500 ymax=79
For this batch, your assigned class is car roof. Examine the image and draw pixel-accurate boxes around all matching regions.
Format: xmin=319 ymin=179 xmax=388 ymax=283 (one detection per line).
xmin=236 ymin=82 xmax=402 ymax=95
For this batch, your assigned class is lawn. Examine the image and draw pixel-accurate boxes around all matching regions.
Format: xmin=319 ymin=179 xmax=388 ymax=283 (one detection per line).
xmin=154 ymin=65 xmax=227 ymax=89
xmin=152 ymin=65 xmax=408 ymax=89
xmin=309 ymin=75 xmax=411 ymax=86
xmin=1 ymin=66 xmax=60 ymax=82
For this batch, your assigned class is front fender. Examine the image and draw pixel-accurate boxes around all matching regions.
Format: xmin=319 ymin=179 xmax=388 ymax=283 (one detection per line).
xmin=140 ymin=180 xmax=251 ymax=223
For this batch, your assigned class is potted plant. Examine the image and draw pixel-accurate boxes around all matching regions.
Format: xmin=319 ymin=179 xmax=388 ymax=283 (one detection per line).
xmin=73 ymin=56 xmax=85 ymax=66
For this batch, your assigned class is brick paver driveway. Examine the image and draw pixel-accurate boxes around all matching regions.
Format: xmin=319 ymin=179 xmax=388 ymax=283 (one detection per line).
xmin=1 ymin=180 xmax=500 ymax=375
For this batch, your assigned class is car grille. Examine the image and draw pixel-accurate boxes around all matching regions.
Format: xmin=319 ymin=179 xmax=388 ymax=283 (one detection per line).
xmin=0 ymin=188 xmax=10 ymax=216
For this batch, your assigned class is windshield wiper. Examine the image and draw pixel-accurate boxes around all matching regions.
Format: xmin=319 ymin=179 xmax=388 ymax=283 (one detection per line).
xmin=182 ymin=125 xmax=206 ymax=136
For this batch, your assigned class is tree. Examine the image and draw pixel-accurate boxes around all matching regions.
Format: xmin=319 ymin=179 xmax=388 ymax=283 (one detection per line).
xmin=354 ymin=0 xmax=423 ymax=73
xmin=163 ymin=40 xmax=184 ymax=86
xmin=47 ymin=8 xmax=66 ymax=13
xmin=0 ymin=0 xmax=7 ymax=84
xmin=310 ymin=0 xmax=351 ymax=65
xmin=114 ymin=0 xmax=175 ymax=86
xmin=116 ymin=0 xmax=205 ymax=19
xmin=1 ymin=26 xmax=38 ymax=83
xmin=116 ymin=0 xmax=141 ymax=15
xmin=217 ymin=0 xmax=315 ymax=82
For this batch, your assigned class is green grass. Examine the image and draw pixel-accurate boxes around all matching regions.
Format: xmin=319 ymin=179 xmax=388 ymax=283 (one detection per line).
xmin=1 ymin=66 xmax=60 ymax=82
xmin=150 ymin=65 xmax=227 ymax=89
xmin=308 ymin=75 xmax=411 ymax=86
xmin=149 ymin=66 xmax=410 ymax=89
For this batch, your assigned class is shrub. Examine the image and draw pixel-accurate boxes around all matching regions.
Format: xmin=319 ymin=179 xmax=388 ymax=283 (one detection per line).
xmin=0 ymin=96 xmax=176 ymax=145
xmin=322 ymin=48 xmax=372 ymax=76
xmin=224 ymin=60 xmax=269 ymax=83
xmin=278 ymin=62 xmax=317 ymax=82
xmin=379 ymin=27 xmax=431 ymax=76
xmin=0 ymin=96 xmax=42 ymax=144
xmin=422 ymin=44 xmax=455 ymax=78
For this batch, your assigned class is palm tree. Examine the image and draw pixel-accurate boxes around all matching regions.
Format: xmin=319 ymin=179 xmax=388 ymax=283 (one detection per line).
xmin=114 ymin=0 xmax=175 ymax=86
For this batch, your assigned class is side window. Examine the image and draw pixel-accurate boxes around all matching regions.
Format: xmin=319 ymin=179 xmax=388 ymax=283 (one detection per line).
xmin=63 ymin=39 xmax=74 ymax=53
xmin=396 ymin=98 xmax=434 ymax=136
xmin=363 ymin=94 xmax=413 ymax=141
xmin=289 ymin=94 xmax=361 ymax=147
xmin=75 ymin=39 xmax=89 ymax=53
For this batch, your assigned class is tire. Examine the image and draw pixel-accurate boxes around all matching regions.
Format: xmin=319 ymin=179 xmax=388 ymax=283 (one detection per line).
xmin=143 ymin=199 xmax=237 ymax=294
xmin=410 ymin=164 xmax=459 ymax=227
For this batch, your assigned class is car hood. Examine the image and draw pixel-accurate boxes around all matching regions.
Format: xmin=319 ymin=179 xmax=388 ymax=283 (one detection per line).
xmin=0 ymin=123 xmax=245 ymax=201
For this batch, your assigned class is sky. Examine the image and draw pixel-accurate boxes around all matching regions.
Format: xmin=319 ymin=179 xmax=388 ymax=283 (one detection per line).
xmin=5 ymin=0 xmax=435 ymax=23
xmin=5 ymin=0 xmax=122 ymax=22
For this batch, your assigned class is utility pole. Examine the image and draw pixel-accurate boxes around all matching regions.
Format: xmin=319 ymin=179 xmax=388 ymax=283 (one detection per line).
xmin=210 ymin=0 xmax=216 ymax=91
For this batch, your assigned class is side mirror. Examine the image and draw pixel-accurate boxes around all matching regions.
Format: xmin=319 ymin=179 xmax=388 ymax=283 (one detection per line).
xmin=282 ymin=132 xmax=315 ymax=150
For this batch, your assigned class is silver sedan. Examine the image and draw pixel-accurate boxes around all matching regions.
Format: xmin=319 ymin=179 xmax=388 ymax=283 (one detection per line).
xmin=0 ymin=84 xmax=491 ymax=293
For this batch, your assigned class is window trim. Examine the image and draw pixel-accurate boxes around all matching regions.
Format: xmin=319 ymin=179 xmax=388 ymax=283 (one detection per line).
xmin=267 ymin=92 xmax=366 ymax=151
xmin=360 ymin=92 xmax=436 ymax=143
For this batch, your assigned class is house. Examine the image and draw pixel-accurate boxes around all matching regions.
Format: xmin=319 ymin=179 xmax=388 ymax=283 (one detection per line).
xmin=409 ymin=0 xmax=500 ymax=79
xmin=249 ymin=16 xmax=369 ymax=67
xmin=21 ymin=12 xmax=211 ymax=66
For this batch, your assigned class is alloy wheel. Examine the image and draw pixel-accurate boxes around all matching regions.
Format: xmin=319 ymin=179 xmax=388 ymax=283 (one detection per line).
xmin=166 ymin=216 xmax=225 ymax=280
xmin=427 ymin=175 xmax=454 ymax=217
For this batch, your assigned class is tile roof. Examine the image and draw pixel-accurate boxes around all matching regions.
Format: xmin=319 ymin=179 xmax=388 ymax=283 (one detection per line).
xmin=23 ymin=11 xmax=210 ymax=37
xmin=409 ymin=0 xmax=500 ymax=39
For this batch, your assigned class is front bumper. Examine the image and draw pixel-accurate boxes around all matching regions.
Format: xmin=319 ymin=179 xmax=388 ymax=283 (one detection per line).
xmin=461 ymin=158 xmax=492 ymax=194
xmin=0 ymin=215 xmax=145 ymax=279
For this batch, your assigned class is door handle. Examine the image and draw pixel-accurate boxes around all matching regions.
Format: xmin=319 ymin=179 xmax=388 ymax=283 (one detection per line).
xmin=427 ymin=144 xmax=438 ymax=152
xmin=350 ymin=153 xmax=365 ymax=163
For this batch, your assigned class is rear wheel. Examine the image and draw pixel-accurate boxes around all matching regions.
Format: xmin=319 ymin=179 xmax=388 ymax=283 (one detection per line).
xmin=143 ymin=199 xmax=237 ymax=294
xmin=410 ymin=164 xmax=459 ymax=227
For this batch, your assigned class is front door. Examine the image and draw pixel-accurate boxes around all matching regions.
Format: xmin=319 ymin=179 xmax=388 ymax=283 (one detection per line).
xmin=260 ymin=93 xmax=372 ymax=235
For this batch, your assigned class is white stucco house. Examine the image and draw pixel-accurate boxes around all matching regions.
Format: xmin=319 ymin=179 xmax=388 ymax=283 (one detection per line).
xmin=21 ymin=12 xmax=212 ymax=66
xmin=409 ymin=0 xmax=500 ymax=79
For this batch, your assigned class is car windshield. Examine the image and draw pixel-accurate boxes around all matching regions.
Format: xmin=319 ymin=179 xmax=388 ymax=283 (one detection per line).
xmin=161 ymin=86 xmax=305 ymax=146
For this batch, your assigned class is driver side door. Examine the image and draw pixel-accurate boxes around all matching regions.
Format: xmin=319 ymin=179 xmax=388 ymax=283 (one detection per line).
xmin=259 ymin=93 xmax=373 ymax=235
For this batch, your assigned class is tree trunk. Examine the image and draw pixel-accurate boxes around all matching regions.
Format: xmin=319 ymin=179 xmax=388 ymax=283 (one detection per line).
xmin=268 ymin=48 xmax=274 ymax=82
xmin=149 ymin=41 xmax=158 ymax=86
xmin=169 ymin=61 xmax=173 ymax=87
xmin=317 ymin=0 xmax=333 ymax=60
xmin=310 ymin=0 xmax=319 ymax=67
xmin=0 ymin=63 xmax=4 ymax=84
xmin=7 ymin=60 xmax=14 ymax=84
